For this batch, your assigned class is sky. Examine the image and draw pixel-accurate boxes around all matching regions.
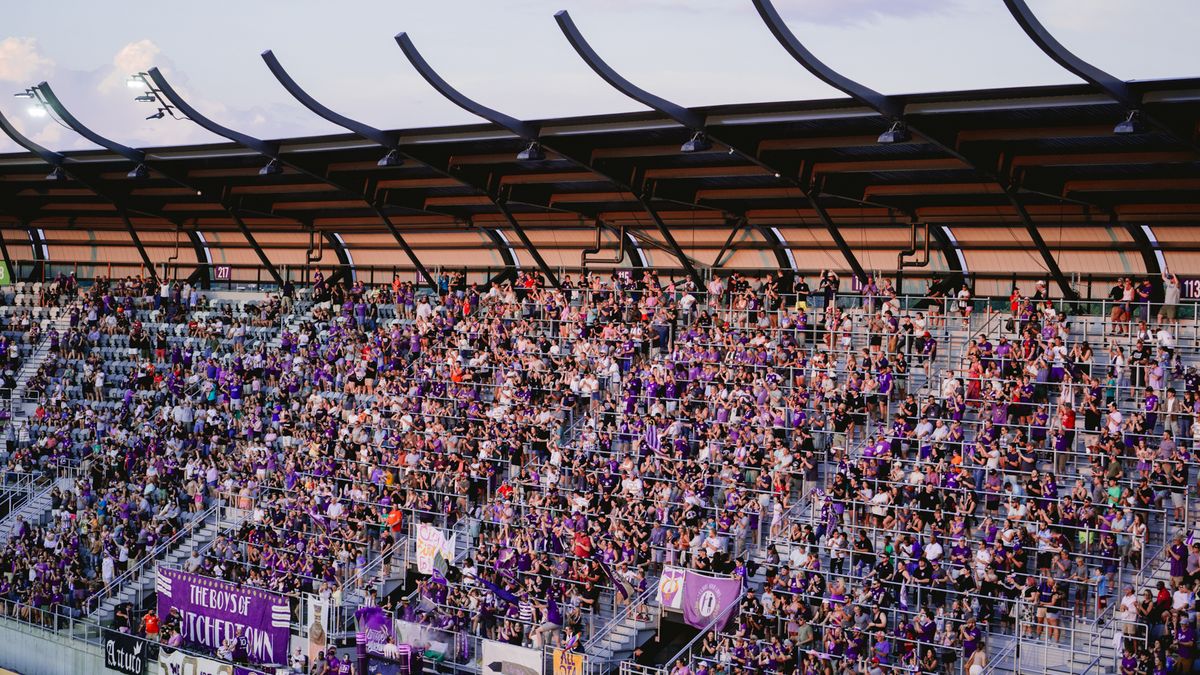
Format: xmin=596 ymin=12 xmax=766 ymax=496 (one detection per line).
xmin=0 ymin=0 xmax=1195 ymax=154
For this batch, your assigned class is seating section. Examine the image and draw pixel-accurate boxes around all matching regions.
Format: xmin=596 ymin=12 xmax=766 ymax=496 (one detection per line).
xmin=0 ymin=269 xmax=1195 ymax=675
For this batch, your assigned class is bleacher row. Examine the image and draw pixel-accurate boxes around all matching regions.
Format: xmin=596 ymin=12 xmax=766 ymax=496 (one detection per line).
xmin=0 ymin=271 xmax=1195 ymax=675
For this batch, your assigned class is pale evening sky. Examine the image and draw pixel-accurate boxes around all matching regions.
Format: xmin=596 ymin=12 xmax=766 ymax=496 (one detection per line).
xmin=0 ymin=0 xmax=1195 ymax=154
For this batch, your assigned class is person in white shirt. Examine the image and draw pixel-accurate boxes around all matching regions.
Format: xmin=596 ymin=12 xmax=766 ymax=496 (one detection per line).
xmin=1106 ymin=403 xmax=1124 ymax=435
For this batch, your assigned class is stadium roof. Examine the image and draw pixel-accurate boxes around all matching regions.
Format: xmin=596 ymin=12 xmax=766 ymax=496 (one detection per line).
xmin=0 ymin=0 xmax=1195 ymax=296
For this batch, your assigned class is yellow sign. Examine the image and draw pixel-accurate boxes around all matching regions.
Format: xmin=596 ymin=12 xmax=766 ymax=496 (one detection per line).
xmin=553 ymin=648 xmax=585 ymax=675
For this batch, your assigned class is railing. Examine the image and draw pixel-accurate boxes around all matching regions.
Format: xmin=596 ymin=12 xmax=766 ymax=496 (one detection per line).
xmin=0 ymin=469 xmax=47 ymax=520
xmin=659 ymin=585 xmax=748 ymax=672
xmin=582 ymin=581 xmax=657 ymax=658
xmin=84 ymin=503 xmax=219 ymax=617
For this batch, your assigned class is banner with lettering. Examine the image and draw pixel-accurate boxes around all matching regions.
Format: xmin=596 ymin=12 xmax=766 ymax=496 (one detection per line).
xmin=356 ymin=605 xmax=395 ymax=657
xmin=656 ymin=566 xmax=686 ymax=610
xmin=104 ymin=628 xmax=146 ymax=675
xmin=415 ymin=523 xmax=456 ymax=576
xmin=681 ymin=570 xmax=741 ymax=630
xmin=552 ymin=648 xmax=585 ymax=675
xmin=156 ymin=567 xmax=291 ymax=667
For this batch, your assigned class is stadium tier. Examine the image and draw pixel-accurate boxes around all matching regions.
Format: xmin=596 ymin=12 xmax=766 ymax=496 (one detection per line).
xmin=0 ymin=3 xmax=1198 ymax=674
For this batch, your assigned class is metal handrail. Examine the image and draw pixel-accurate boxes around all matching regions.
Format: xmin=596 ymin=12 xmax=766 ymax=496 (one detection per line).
xmin=582 ymin=581 xmax=657 ymax=655
xmin=84 ymin=502 xmax=219 ymax=616
xmin=662 ymin=585 xmax=748 ymax=668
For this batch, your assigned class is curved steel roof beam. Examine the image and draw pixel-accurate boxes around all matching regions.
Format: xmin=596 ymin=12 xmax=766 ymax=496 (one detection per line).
xmin=150 ymin=66 xmax=433 ymax=287
xmin=0 ymin=107 xmax=65 ymax=168
xmin=35 ymin=82 xmax=146 ymax=163
xmin=750 ymin=0 xmax=903 ymax=120
xmin=396 ymin=31 xmax=701 ymax=289
xmin=261 ymin=51 xmax=397 ymax=150
xmin=395 ymin=33 xmax=537 ymax=140
xmin=1002 ymin=0 xmax=1197 ymax=153
xmin=752 ymin=0 xmax=1079 ymax=299
xmin=554 ymin=11 xmax=704 ymax=130
xmin=260 ymin=49 xmax=507 ymax=289
xmin=1001 ymin=0 xmax=1134 ymax=107
xmin=146 ymin=68 xmax=279 ymax=158
xmin=398 ymin=30 xmax=700 ymax=285
xmin=0 ymin=103 xmax=162 ymax=283
xmin=555 ymin=8 xmax=872 ymax=284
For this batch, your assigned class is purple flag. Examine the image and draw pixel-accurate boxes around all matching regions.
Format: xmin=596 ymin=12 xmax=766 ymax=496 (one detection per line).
xmin=474 ymin=574 xmax=520 ymax=605
xmin=681 ymin=570 xmax=741 ymax=630
xmin=643 ymin=422 xmax=660 ymax=452
xmin=594 ymin=556 xmax=628 ymax=599
xmin=355 ymin=605 xmax=394 ymax=657
xmin=155 ymin=568 xmax=290 ymax=666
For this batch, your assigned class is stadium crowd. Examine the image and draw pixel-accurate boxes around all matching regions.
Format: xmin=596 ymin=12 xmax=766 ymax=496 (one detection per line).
xmin=0 ymin=267 xmax=1195 ymax=674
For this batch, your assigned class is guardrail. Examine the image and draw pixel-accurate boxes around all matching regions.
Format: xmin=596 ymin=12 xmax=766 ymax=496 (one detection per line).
xmin=582 ymin=581 xmax=657 ymax=657
xmin=84 ymin=503 xmax=219 ymax=617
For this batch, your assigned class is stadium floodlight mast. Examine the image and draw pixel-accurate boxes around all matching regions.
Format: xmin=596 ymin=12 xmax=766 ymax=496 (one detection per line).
xmin=127 ymin=72 xmax=187 ymax=121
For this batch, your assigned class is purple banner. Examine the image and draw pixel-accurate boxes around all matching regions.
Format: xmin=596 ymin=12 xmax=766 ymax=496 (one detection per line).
xmin=156 ymin=568 xmax=291 ymax=666
xmin=681 ymin=570 xmax=741 ymax=630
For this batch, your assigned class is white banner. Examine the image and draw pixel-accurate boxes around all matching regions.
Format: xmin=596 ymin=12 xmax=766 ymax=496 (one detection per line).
xmin=481 ymin=639 xmax=543 ymax=675
xmin=415 ymin=523 xmax=455 ymax=575
xmin=305 ymin=595 xmax=330 ymax=667
xmin=656 ymin=565 xmax=686 ymax=610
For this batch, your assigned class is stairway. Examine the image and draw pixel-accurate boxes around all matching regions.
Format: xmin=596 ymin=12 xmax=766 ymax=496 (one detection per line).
xmin=88 ymin=509 xmax=220 ymax=622
xmin=8 ymin=312 xmax=73 ymax=444
xmin=586 ymin=602 xmax=660 ymax=664
xmin=0 ymin=474 xmax=73 ymax=543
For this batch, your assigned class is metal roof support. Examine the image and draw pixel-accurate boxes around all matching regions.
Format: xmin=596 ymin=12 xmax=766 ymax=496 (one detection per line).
xmin=232 ymin=220 xmax=283 ymax=287
xmin=712 ymin=217 xmax=749 ymax=269
xmin=33 ymin=82 xmax=251 ymax=288
xmin=258 ymin=51 xmax=449 ymax=289
xmin=144 ymin=68 xmax=362 ymax=288
xmin=1002 ymin=0 xmax=1199 ymax=152
xmin=25 ymin=225 xmax=46 ymax=282
xmin=184 ymin=228 xmax=211 ymax=289
xmin=1121 ymin=216 xmax=1162 ymax=297
xmin=324 ymin=231 xmax=353 ymax=286
xmin=483 ymin=229 xmax=519 ymax=286
xmin=396 ymin=32 xmax=703 ymax=291
xmin=0 ymin=229 xmax=14 ymax=283
xmin=751 ymin=0 xmax=1078 ymax=300
xmin=756 ymin=224 xmax=795 ymax=293
xmin=0 ymin=102 xmax=159 ymax=286
xmin=555 ymin=9 xmax=868 ymax=285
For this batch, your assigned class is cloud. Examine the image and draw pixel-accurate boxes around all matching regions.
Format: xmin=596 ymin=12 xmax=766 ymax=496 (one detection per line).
xmin=0 ymin=37 xmax=55 ymax=83
xmin=99 ymin=39 xmax=162 ymax=93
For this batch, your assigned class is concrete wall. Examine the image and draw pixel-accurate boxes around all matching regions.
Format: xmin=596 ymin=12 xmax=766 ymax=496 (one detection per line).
xmin=0 ymin=620 xmax=104 ymax=675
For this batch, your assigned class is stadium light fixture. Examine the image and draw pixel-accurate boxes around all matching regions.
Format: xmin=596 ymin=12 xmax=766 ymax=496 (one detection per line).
xmin=126 ymin=163 xmax=149 ymax=180
xmin=516 ymin=141 xmax=544 ymax=161
xmin=129 ymin=72 xmax=187 ymax=121
xmin=377 ymin=149 xmax=403 ymax=167
xmin=680 ymin=132 xmax=712 ymax=153
xmin=1113 ymin=110 xmax=1144 ymax=135
xmin=12 ymin=91 xmax=34 ymax=99
xmin=258 ymin=158 xmax=283 ymax=176
xmin=877 ymin=121 xmax=910 ymax=144
xmin=45 ymin=167 xmax=67 ymax=181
